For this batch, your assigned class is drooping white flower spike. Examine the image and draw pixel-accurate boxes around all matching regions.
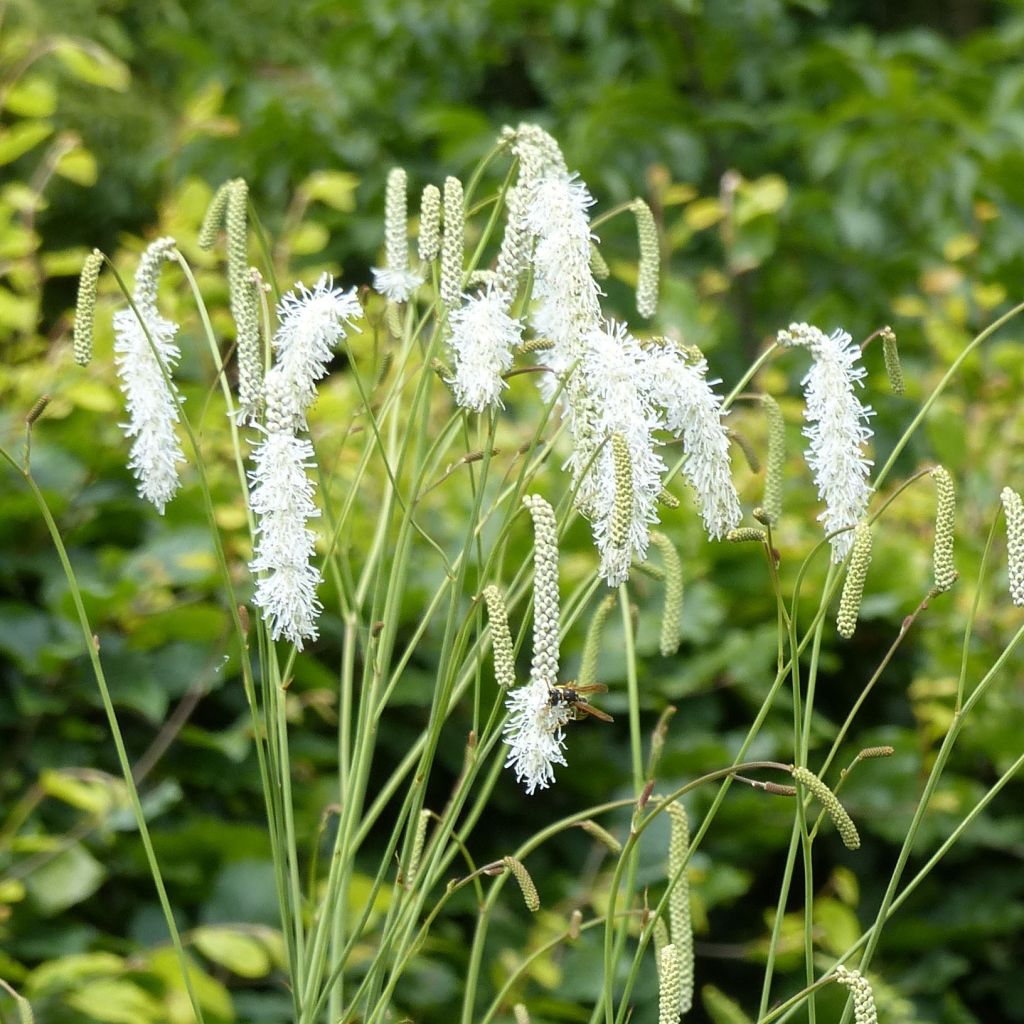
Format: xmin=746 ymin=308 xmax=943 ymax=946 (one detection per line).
xmin=112 ymin=236 xmax=185 ymax=514
xmin=249 ymin=275 xmax=362 ymax=648
xmin=777 ymin=322 xmax=874 ymax=561
xmin=643 ymin=340 xmax=742 ymax=541
xmin=372 ymin=167 xmax=424 ymax=302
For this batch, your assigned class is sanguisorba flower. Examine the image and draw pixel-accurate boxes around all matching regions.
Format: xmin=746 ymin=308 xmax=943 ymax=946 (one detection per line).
xmin=777 ymin=322 xmax=873 ymax=561
xmin=249 ymin=275 xmax=362 ymax=648
xmin=112 ymin=236 xmax=185 ymax=514
xmin=371 ymin=167 xmax=424 ymax=303
xmin=448 ymin=287 xmax=523 ymax=411
xmin=643 ymin=340 xmax=742 ymax=540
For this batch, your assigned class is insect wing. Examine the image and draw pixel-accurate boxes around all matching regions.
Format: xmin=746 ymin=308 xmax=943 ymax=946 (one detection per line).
xmin=576 ymin=701 xmax=614 ymax=723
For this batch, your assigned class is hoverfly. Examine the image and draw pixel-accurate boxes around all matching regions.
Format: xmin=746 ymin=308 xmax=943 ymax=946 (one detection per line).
xmin=548 ymin=682 xmax=614 ymax=723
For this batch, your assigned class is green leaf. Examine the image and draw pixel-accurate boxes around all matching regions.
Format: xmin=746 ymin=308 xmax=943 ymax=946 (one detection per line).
xmin=23 ymin=843 xmax=105 ymax=915
xmin=40 ymin=768 xmax=122 ymax=815
xmin=0 ymin=122 xmax=52 ymax=165
xmin=193 ymin=926 xmax=272 ymax=978
xmin=4 ymin=76 xmax=57 ymax=118
xmin=53 ymin=39 xmax=130 ymax=91
xmin=703 ymin=985 xmax=754 ymax=1024
xmin=26 ymin=952 xmax=124 ymax=995
xmin=146 ymin=948 xmax=234 ymax=1021
xmin=67 ymin=979 xmax=162 ymax=1024
xmin=302 ymin=170 xmax=359 ymax=211
xmin=55 ymin=147 xmax=97 ymax=186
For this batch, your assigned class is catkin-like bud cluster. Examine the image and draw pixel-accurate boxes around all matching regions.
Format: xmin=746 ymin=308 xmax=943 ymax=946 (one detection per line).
xmin=791 ymin=765 xmax=860 ymax=850
xmin=666 ymin=801 xmax=694 ymax=1014
xmin=579 ymin=593 xmax=617 ymax=688
xmin=198 ymin=180 xmax=233 ymax=250
xmin=524 ymin=495 xmax=560 ymax=689
xmin=503 ymin=856 xmax=540 ymax=911
xmin=579 ymin=819 xmax=622 ymax=854
xmin=836 ymin=522 xmax=872 ymax=639
xmin=589 ymin=241 xmax=610 ymax=280
xmin=406 ymin=808 xmax=430 ymax=886
xmin=880 ymin=326 xmax=904 ymax=396
xmin=1002 ymin=486 xmax=1024 ymax=606
xmin=610 ymin=433 xmax=633 ymax=555
xmin=728 ymin=527 xmax=767 ymax=544
xmin=931 ymin=466 xmax=958 ymax=592
xmin=73 ymin=248 xmax=104 ymax=366
xmin=657 ymin=943 xmax=684 ymax=1024
xmin=632 ymin=198 xmax=659 ymax=318
xmin=441 ymin=175 xmax=465 ymax=307
xmin=650 ymin=532 xmax=683 ymax=657
xmin=225 ymin=180 xmax=262 ymax=422
xmin=418 ymin=183 xmax=441 ymax=262
xmin=761 ymin=394 xmax=785 ymax=525
xmin=834 ymin=966 xmax=879 ymax=1024
xmin=482 ymin=585 xmax=516 ymax=689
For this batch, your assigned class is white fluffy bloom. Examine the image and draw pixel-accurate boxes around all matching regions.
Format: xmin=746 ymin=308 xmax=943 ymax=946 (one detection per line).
xmin=112 ymin=237 xmax=185 ymax=514
xmin=643 ymin=343 xmax=742 ymax=540
xmin=778 ymin=322 xmax=874 ymax=561
xmin=503 ymin=678 xmax=572 ymax=795
xmin=371 ymin=266 xmax=424 ymax=303
xmin=575 ymin=321 xmax=665 ymax=584
xmin=448 ymin=288 xmax=522 ymax=411
xmin=270 ymin=275 xmax=362 ymax=430
xmin=248 ymin=276 xmax=362 ymax=648
xmin=248 ymin=431 xmax=322 ymax=646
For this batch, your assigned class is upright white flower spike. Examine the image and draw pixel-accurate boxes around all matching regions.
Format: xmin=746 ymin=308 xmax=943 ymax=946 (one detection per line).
xmin=503 ymin=495 xmax=571 ymax=794
xmin=777 ymin=322 xmax=874 ymax=561
xmin=447 ymin=288 xmax=522 ymax=412
xmin=112 ymin=236 xmax=185 ymax=514
xmin=643 ymin=341 xmax=742 ymax=541
xmin=248 ymin=276 xmax=363 ymax=648
xmin=372 ymin=167 xmax=424 ymax=302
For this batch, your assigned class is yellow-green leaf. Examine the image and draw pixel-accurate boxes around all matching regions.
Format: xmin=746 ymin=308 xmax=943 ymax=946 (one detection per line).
xmin=303 ymin=170 xmax=359 ymax=211
xmin=0 ymin=122 xmax=53 ymax=165
xmin=684 ymin=197 xmax=724 ymax=230
xmin=67 ymin=979 xmax=162 ymax=1024
xmin=26 ymin=952 xmax=124 ymax=994
xmin=53 ymin=39 xmax=130 ymax=91
xmin=146 ymin=948 xmax=234 ymax=1023
xmin=23 ymin=844 xmax=105 ymax=915
xmin=4 ymin=76 xmax=57 ymax=118
xmin=193 ymin=926 xmax=271 ymax=978
xmin=288 ymin=221 xmax=329 ymax=256
xmin=55 ymin=147 xmax=97 ymax=186
xmin=40 ymin=769 xmax=119 ymax=815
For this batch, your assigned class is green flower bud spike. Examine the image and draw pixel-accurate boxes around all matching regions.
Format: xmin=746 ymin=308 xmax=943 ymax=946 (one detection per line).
xmin=73 ymin=248 xmax=104 ymax=366
xmin=441 ymin=175 xmax=465 ymax=308
xmin=579 ymin=593 xmax=617 ymax=688
xmin=658 ymin=943 xmax=684 ymax=1024
xmin=666 ymin=801 xmax=694 ymax=1014
xmin=650 ymin=531 xmax=683 ymax=657
xmin=1002 ymin=486 xmax=1024 ymax=607
xmin=418 ymin=182 xmax=441 ymax=263
xmin=836 ymin=522 xmax=872 ymax=639
xmin=482 ymin=585 xmax=516 ymax=689
xmin=834 ymin=966 xmax=879 ymax=1024
xmin=503 ymin=856 xmax=540 ymax=912
xmin=931 ymin=466 xmax=958 ymax=593
xmin=880 ymin=325 xmax=904 ymax=396
xmin=198 ymin=180 xmax=232 ymax=250
xmin=633 ymin=198 xmax=660 ymax=318
xmin=790 ymin=765 xmax=860 ymax=850
xmin=761 ymin=394 xmax=785 ymax=525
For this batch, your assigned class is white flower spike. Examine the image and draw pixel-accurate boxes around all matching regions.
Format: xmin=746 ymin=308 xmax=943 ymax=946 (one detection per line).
xmin=448 ymin=288 xmax=522 ymax=412
xmin=372 ymin=167 xmax=424 ymax=302
xmin=249 ymin=275 xmax=363 ymax=648
xmin=112 ymin=236 xmax=185 ymax=514
xmin=777 ymin=322 xmax=874 ymax=561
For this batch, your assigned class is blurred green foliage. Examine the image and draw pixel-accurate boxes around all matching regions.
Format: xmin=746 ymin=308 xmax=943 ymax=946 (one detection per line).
xmin=4 ymin=1 xmax=1024 ymax=1022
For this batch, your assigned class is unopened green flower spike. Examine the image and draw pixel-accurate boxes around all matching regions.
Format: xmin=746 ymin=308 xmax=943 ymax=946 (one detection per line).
xmin=523 ymin=495 xmax=560 ymax=688
xmin=837 ymin=522 xmax=872 ymax=639
xmin=418 ymin=182 xmax=441 ymax=262
xmin=441 ymin=175 xmax=465 ymax=307
xmin=666 ymin=801 xmax=694 ymax=1013
xmin=610 ymin=433 xmax=633 ymax=555
xmin=632 ymin=197 xmax=659 ymax=318
xmin=589 ymin=241 xmax=610 ymax=279
xmin=728 ymin=527 xmax=768 ymax=544
xmin=1001 ymin=486 xmax=1024 ymax=606
xmin=503 ymin=856 xmax=540 ymax=911
xmin=578 ymin=819 xmax=622 ymax=854
xmin=761 ymin=394 xmax=785 ymax=525
xmin=198 ymin=180 xmax=232 ymax=250
xmin=650 ymin=532 xmax=683 ymax=657
xmin=790 ymin=765 xmax=861 ymax=849
xmin=226 ymin=179 xmax=262 ymax=422
xmin=834 ymin=965 xmax=879 ymax=1024
xmin=931 ymin=466 xmax=958 ymax=593
xmin=73 ymin=248 xmax=104 ymax=366
xmin=482 ymin=585 xmax=515 ymax=689
xmin=658 ymin=943 xmax=684 ymax=1024
xmin=880 ymin=325 xmax=904 ymax=396
xmin=579 ymin=592 xmax=617 ymax=688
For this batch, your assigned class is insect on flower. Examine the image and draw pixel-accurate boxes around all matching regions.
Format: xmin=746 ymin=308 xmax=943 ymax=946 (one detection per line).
xmin=548 ymin=682 xmax=615 ymax=722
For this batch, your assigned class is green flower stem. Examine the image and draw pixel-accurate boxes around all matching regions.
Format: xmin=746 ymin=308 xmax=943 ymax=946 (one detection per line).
xmin=0 ymin=448 xmax=207 ymax=1024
